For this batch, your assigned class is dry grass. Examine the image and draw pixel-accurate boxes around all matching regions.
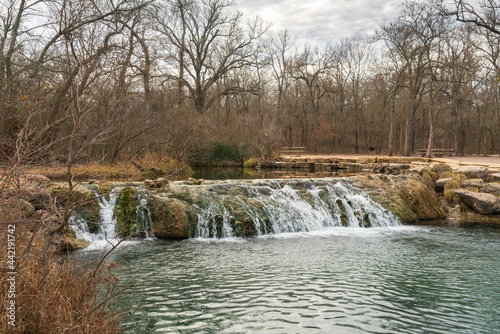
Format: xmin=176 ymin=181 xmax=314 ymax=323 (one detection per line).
xmin=0 ymin=212 xmax=126 ymax=334
xmin=1 ymin=172 xmax=128 ymax=333
xmin=25 ymin=155 xmax=192 ymax=182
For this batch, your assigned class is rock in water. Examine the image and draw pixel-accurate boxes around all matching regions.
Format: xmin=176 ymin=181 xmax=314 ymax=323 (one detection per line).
xmin=454 ymin=189 xmax=500 ymax=215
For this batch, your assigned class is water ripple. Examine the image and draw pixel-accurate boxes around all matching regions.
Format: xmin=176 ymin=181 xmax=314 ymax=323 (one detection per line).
xmin=110 ymin=226 xmax=500 ymax=333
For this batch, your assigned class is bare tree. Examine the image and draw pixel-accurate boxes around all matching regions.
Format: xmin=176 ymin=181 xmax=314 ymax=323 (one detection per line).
xmin=154 ymin=0 xmax=269 ymax=113
xmin=444 ymin=0 xmax=500 ymax=35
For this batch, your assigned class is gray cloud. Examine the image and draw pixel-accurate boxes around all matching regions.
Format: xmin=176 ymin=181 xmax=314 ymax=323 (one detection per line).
xmin=234 ymin=0 xmax=403 ymax=44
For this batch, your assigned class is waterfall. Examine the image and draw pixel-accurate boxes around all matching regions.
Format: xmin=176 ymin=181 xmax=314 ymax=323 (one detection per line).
xmin=70 ymin=186 xmax=156 ymax=248
xmin=192 ymin=179 xmax=400 ymax=239
xmin=70 ymin=187 xmax=122 ymax=248
xmin=134 ymin=191 xmax=156 ymax=239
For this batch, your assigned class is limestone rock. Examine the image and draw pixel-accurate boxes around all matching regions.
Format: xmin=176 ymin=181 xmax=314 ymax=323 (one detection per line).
xmin=462 ymin=179 xmax=485 ymax=189
xmin=483 ymin=183 xmax=500 ymax=195
xmin=48 ymin=183 xmax=100 ymax=227
xmin=351 ymin=174 xmax=447 ymax=223
xmin=145 ymin=177 xmax=170 ymax=188
xmin=408 ymin=165 xmax=427 ymax=174
xmin=53 ymin=233 xmax=90 ymax=253
xmin=183 ymin=178 xmax=204 ymax=185
xmin=432 ymin=163 xmax=452 ymax=176
xmin=385 ymin=164 xmax=411 ymax=174
xmin=487 ymin=173 xmax=500 ymax=182
xmin=357 ymin=157 xmax=376 ymax=164
xmin=151 ymin=195 xmax=193 ymax=238
xmin=435 ymin=178 xmax=453 ymax=192
xmin=456 ymin=166 xmax=489 ymax=180
xmin=21 ymin=187 xmax=53 ymax=210
xmin=454 ymin=189 xmax=500 ymax=215
xmin=24 ymin=173 xmax=51 ymax=185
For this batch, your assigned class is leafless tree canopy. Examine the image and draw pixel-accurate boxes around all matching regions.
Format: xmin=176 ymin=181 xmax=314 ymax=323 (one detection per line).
xmin=1 ymin=0 xmax=499 ymax=164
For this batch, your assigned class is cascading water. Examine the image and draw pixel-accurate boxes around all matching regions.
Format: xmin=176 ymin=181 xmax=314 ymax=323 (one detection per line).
xmin=192 ymin=179 xmax=400 ymax=239
xmin=134 ymin=191 xmax=155 ymax=239
xmin=70 ymin=187 xmax=122 ymax=248
xmin=70 ymin=186 xmax=156 ymax=248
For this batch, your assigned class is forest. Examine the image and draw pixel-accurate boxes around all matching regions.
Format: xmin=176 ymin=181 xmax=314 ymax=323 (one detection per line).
xmin=0 ymin=0 xmax=499 ymax=169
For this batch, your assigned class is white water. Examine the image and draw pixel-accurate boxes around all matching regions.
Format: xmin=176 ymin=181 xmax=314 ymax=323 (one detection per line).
xmin=70 ymin=187 xmax=123 ymax=250
xmin=193 ymin=179 xmax=400 ymax=239
xmin=134 ymin=191 xmax=156 ymax=239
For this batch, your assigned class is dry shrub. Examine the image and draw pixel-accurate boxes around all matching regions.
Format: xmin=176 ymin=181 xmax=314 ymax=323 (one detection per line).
xmin=1 ymin=174 xmax=126 ymax=333
xmin=0 ymin=221 xmax=125 ymax=333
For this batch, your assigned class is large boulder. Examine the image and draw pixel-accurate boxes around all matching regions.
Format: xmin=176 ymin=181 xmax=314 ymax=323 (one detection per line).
xmin=456 ymin=166 xmax=489 ymax=180
xmin=483 ymin=183 xmax=500 ymax=195
xmin=48 ymin=183 xmax=100 ymax=232
xmin=350 ymin=174 xmax=447 ymax=223
xmin=432 ymin=163 xmax=452 ymax=176
xmin=20 ymin=187 xmax=53 ymax=210
xmin=487 ymin=173 xmax=500 ymax=182
xmin=462 ymin=179 xmax=485 ymax=189
xmin=151 ymin=195 xmax=194 ymax=238
xmin=454 ymin=189 xmax=500 ymax=215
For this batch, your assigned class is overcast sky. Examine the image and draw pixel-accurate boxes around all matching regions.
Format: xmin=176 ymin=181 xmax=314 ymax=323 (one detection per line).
xmin=234 ymin=0 xmax=404 ymax=45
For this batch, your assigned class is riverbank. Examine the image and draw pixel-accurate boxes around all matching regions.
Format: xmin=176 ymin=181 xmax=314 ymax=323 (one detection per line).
xmin=257 ymin=154 xmax=500 ymax=173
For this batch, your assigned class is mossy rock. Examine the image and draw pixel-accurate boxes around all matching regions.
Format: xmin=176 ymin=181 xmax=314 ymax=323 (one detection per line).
xmin=115 ymin=187 xmax=137 ymax=237
xmin=49 ymin=183 xmax=100 ymax=228
xmin=396 ymin=179 xmax=447 ymax=221
xmin=353 ymin=174 xmax=446 ymax=223
xmin=151 ymin=195 xmax=192 ymax=238
xmin=242 ymin=218 xmax=257 ymax=237
xmin=54 ymin=229 xmax=90 ymax=252
xmin=243 ymin=158 xmax=257 ymax=168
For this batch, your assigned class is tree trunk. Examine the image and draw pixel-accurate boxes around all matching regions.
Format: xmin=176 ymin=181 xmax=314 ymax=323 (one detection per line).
xmin=388 ymin=92 xmax=396 ymax=156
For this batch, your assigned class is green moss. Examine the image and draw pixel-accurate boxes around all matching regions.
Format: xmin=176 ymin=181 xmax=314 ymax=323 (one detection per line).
xmin=421 ymin=171 xmax=435 ymax=189
xmin=438 ymin=172 xmax=468 ymax=182
xmin=469 ymin=186 xmax=480 ymax=193
xmin=444 ymin=179 xmax=461 ymax=191
xmin=459 ymin=203 xmax=470 ymax=213
xmin=243 ymin=158 xmax=257 ymax=168
xmin=421 ymin=169 xmax=438 ymax=189
xmin=440 ymin=171 xmax=453 ymax=179
xmin=115 ymin=187 xmax=137 ymax=237
xmin=336 ymin=199 xmax=349 ymax=226
xmin=143 ymin=170 xmax=157 ymax=180
xmin=444 ymin=190 xmax=461 ymax=205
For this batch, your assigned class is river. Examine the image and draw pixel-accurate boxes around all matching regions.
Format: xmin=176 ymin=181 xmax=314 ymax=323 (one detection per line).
xmin=98 ymin=224 xmax=500 ymax=333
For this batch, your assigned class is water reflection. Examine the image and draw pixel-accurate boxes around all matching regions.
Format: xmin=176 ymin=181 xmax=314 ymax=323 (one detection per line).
xmin=191 ymin=167 xmax=360 ymax=180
